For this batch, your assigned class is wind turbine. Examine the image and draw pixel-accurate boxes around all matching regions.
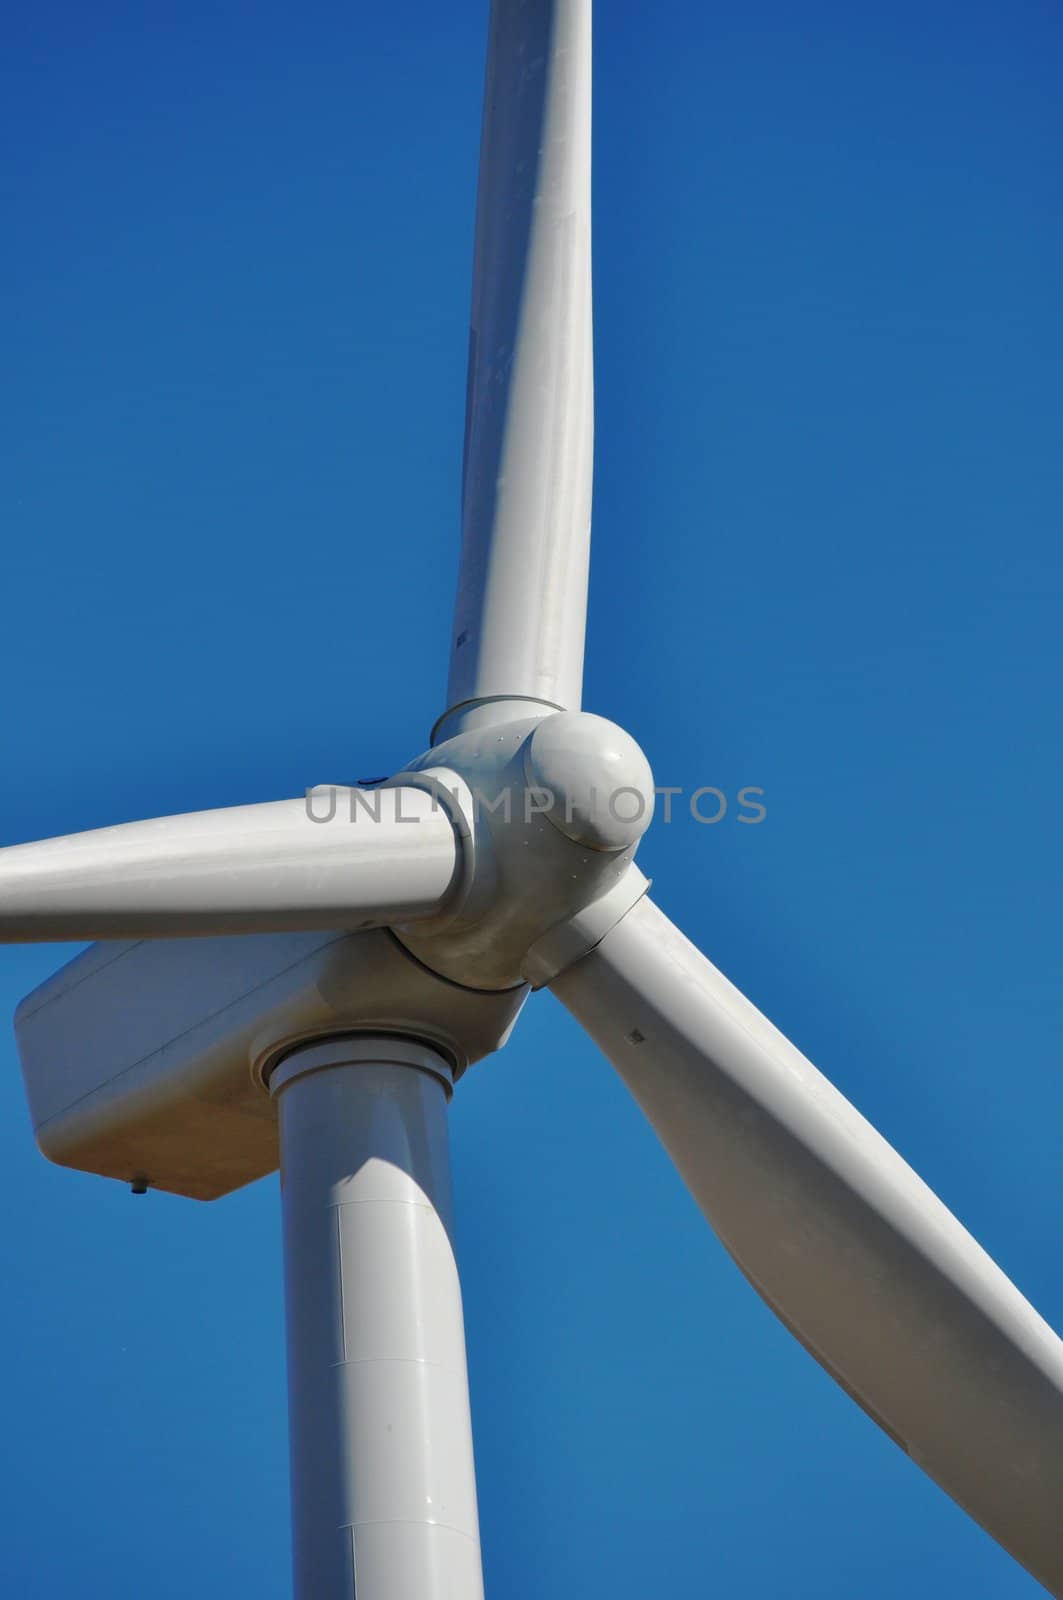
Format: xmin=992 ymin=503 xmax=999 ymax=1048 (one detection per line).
xmin=4 ymin=3 xmax=1062 ymax=1597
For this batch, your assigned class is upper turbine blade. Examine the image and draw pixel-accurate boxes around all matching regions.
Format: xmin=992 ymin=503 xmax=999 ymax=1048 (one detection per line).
xmin=0 ymin=788 xmax=460 ymax=941
xmin=552 ymin=895 xmax=1063 ymax=1594
xmin=445 ymin=0 xmax=593 ymax=722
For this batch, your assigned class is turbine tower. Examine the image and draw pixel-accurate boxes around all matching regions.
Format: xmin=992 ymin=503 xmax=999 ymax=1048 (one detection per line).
xmin=4 ymin=4 xmax=1062 ymax=1597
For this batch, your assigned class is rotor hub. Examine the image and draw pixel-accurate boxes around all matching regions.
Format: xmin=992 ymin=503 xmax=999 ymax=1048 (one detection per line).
xmin=389 ymin=710 xmax=654 ymax=990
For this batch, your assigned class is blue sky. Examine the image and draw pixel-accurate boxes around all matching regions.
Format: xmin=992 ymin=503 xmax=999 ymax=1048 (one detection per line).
xmin=2 ymin=1 xmax=1061 ymax=1594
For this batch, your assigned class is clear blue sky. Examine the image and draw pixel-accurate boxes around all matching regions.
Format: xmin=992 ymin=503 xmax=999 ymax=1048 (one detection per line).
xmin=2 ymin=2 xmax=1061 ymax=1594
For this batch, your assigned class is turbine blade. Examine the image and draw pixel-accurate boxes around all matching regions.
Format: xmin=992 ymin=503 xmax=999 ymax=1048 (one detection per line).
xmin=0 ymin=788 xmax=460 ymax=941
xmin=552 ymin=895 xmax=1063 ymax=1593
xmin=445 ymin=0 xmax=593 ymax=724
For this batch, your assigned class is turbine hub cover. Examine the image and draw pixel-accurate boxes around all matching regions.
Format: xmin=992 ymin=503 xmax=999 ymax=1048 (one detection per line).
xmin=390 ymin=710 xmax=654 ymax=990
xmin=524 ymin=712 xmax=655 ymax=852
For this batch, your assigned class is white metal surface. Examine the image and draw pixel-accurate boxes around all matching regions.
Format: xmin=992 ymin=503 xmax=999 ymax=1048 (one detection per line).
xmin=523 ymin=711 xmax=655 ymax=851
xmin=272 ymin=1037 xmax=483 ymax=1600
xmin=395 ymin=711 xmax=654 ymax=989
xmin=446 ymin=0 xmax=593 ymax=719
xmin=16 ymin=927 xmax=526 ymax=1199
xmin=0 ymin=787 xmax=459 ymax=941
xmin=552 ymin=893 xmax=1063 ymax=1594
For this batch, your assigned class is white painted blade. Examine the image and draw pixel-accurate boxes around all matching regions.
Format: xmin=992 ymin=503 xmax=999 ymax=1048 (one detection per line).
xmin=0 ymin=788 xmax=460 ymax=941
xmin=552 ymin=895 xmax=1063 ymax=1593
xmin=446 ymin=0 xmax=593 ymax=720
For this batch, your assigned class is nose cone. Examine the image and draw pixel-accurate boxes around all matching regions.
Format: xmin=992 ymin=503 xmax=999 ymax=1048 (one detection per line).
xmin=524 ymin=712 xmax=655 ymax=852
